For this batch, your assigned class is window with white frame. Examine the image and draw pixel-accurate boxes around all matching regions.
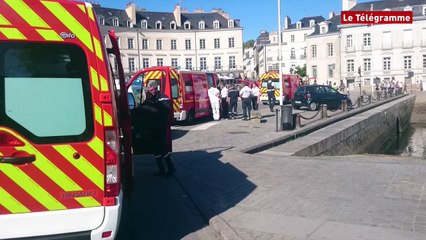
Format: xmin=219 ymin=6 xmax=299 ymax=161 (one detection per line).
xmin=383 ymin=57 xmax=391 ymax=70
xmin=200 ymin=57 xmax=207 ymax=70
xmin=112 ymin=18 xmax=119 ymax=27
xmin=214 ymin=56 xmax=221 ymax=70
xmin=128 ymin=58 xmax=135 ymax=72
xmin=157 ymin=58 xmax=163 ymax=66
xmin=98 ymin=16 xmax=105 ymax=25
xmin=141 ymin=20 xmax=147 ymax=29
xmin=200 ymin=39 xmax=206 ymax=49
xmin=347 ymin=59 xmax=354 ymax=72
xmin=155 ymin=21 xmax=162 ymax=29
xmin=184 ymin=21 xmax=191 ymax=29
xmin=126 ymin=21 xmax=132 ymax=28
xmin=228 ymin=37 xmax=235 ymax=48
xmin=320 ymin=26 xmax=326 ymax=34
xmin=423 ymin=6 xmax=426 ymax=15
xmin=128 ymin=38 xmax=134 ymax=49
xmin=327 ymin=43 xmax=333 ymax=56
xmin=185 ymin=58 xmax=192 ymax=70
xmin=214 ymin=38 xmax=220 ymax=49
xmin=291 ymin=35 xmax=294 ymax=42
xmin=290 ymin=48 xmax=295 ymax=58
xmin=309 ymin=19 xmax=315 ymax=27
xmin=213 ymin=20 xmax=220 ymax=29
xmin=171 ymin=40 xmax=177 ymax=50
xmin=403 ymin=29 xmax=413 ymax=47
xmin=404 ymin=56 xmax=412 ymax=69
xmin=363 ymin=58 xmax=371 ymax=71
xmin=363 ymin=33 xmax=371 ymax=46
xmin=347 ymin=35 xmax=353 ymax=47
xmin=229 ymin=56 xmax=236 ymax=69
xmin=156 ymin=39 xmax=162 ymax=50
xmin=228 ymin=19 xmax=234 ymax=28
xmin=199 ymin=21 xmax=205 ymax=29
xmin=312 ymin=65 xmax=317 ymax=77
xmin=170 ymin=22 xmax=176 ymax=29
xmin=311 ymin=45 xmax=317 ymax=58
xmin=171 ymin=58 xmax=178 ymax=68
xmin=185 ymin=39 xmax=191 ymax=50
xmin=297 ymin=22 xmax=302 ymax=28
xmin=142 ymin=58 xmax=149 ymax=68
xmin=142 ymin=39 xmax=148 ymax=50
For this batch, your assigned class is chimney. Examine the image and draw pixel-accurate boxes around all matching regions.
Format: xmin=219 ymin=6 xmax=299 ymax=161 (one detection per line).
xmin=173 ymin=4 xmax=182 ymax=27
xmin=370 ymin=4 xmax=374 ymax=11
xmin=284 ymin=16 xmax=291 ymax=29
xmin=125 ymin=2 xmax=136 ymax=25
xmin=342 ymin=0 xmax=357 ymax=11
xmin=329 ymin=11 xmax=335 ymax=19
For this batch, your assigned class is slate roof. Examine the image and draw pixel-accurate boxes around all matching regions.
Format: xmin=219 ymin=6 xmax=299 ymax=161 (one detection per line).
xmin=287 ymin=16 xmax=325 ymax=29
xmin=93 ymin=5 xmax=241 ymax=30
xmin=349 ymin=0 xmax=426 ymax=16
xmin=309 ymin=14 xmax=341 ymax=36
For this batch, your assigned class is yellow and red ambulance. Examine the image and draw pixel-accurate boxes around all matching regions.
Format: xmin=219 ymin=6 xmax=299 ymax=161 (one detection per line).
xmin=0 ymin=0 xmax=133 ymax=239
xmin=128 ymin=67 xmax=219 ymax=124
xmin=259 ymin=71 xmax=302 ymax=105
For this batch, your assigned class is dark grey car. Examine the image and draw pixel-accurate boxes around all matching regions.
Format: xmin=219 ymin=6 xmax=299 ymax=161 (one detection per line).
xmin=291 ymin=85 xmax=351 ymax=111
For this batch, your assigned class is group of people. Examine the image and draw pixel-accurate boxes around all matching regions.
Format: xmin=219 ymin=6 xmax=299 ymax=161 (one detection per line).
xmin=208 ymin=81 xmax=260 ymax=121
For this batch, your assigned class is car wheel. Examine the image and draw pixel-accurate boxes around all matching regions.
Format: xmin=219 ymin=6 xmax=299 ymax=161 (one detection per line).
xmin=308 ymin=101 xmax=318 ymax=111
xmin=185 ymin=110 xmax=195 ymax=124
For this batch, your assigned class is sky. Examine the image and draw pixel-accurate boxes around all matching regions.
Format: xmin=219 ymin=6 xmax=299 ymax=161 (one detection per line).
xmin=94 ymin=0 xmax=372 ymax=41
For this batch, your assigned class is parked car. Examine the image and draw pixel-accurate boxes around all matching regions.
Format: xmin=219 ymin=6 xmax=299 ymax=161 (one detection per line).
xmin=292 ymin=85 xmax=351 ymax=111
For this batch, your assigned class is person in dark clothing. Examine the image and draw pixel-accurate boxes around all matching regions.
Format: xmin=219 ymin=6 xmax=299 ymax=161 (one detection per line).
xmin=228 ymin=84 xmax=239 ymax=119
xmin=267 ymin=78 xmax=276 ymax=112
xmin=131 ymin=81 xmax=175 ymax=177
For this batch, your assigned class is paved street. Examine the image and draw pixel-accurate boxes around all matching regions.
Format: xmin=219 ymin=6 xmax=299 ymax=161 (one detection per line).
xmin=120 ymin=91 xmax=426 ymax=240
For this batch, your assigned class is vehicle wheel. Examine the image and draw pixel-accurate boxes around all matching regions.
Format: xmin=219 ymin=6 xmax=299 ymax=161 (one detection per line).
xmin=262 ymin=101 xmax=268 ymax=105
xmin=185 ymin=110 xmax=195 ymax=124
xmin=308 ymin=101 xmax=318 ymax=111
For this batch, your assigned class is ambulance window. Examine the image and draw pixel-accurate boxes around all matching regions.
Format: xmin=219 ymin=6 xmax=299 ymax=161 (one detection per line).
xmin=171 ymin=78 xmax=178 ymax=99
xmin=182 ymin=74 xmax=193 ymax=93
xmin=0 ymin=42 xmax=93 ymax=144
xmin=206 ymin=73 xmax=215 ymax=88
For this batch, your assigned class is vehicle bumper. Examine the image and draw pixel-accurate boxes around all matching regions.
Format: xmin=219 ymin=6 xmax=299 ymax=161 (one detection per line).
xmin=174 ymin=111 xmax=187 ymax=121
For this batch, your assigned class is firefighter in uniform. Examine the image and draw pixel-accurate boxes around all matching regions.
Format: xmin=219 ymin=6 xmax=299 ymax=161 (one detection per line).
xmin=131 ymin=81 xmax=175 ymax=177
xmin=267 ymin=78 xmax=276 ymax=112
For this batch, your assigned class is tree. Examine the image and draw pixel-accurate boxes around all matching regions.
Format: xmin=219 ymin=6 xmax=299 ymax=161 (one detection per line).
xmin=295 ymin=65 xmax=306 ymax=77
xmin=243 ymin=40 xmax=255 ymax=49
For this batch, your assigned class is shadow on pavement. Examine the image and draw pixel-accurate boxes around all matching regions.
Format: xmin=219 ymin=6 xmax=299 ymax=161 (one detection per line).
xmin=172 ymin=129 xmax=188 ymax=140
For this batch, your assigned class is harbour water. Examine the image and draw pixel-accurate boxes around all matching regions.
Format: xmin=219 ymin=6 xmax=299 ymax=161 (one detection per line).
xmin=386 ymin=124 xmax=426 ymax=159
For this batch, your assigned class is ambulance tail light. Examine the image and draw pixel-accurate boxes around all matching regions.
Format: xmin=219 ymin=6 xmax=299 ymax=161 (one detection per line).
xmin=104 ymin=129 xmax=120 ymax=203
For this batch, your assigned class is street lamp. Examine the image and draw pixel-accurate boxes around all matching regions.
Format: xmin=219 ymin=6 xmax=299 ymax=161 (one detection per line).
xmin=278 ymin=0 xmax=283 ymax=106
xmin=136 ymin=30 xmax=145 ymax=71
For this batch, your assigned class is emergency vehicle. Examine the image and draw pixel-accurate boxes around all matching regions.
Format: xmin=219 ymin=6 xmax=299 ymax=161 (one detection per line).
xmin=0 ymin=1 xmax=133 ymax=239
xmin=259 ymin=71 xmax=302 ymax=105
xmin=127 ymin=67 xmax=218 ymax=124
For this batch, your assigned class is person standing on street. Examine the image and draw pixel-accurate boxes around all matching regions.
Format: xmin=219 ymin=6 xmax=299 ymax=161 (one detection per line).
xmin=208 ymin=85 xmax=221 ymax=121
xmin=131 ymin=81 xmax=175 ymax=177
xmin=251 ymin=82 xmax=260 ymax=110
xmin=220 ymin=83 xmax=229 ymax=119
xmin=240 ymin=82 xmax=253 ymax=120
xmin=267 ymin=78 xmax=276 ymax=112
xmin=228 ymin=84 xmax=239 ymax=119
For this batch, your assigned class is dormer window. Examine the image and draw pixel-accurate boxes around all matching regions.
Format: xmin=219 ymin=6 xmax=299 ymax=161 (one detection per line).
xmin=404 ymin=6 xmax=413 ymax=11
xmin=126 ymin=20 xmax=132 ymax=28
xmin=213 ymin=20 xmax=220 ymax=29
xmin=170 ymin=21 xmax=176 ymax=29
xmin=296 ymin=21 xmax=302 ymax=28
xmin=228 ymin=19 xmax=234 ymax=28
xmin=309 ymin=19 xmax=315 ymax=27
xmin=199 ymin=20 xmax=205 ymax=29
xmin=141 ymin=20 xmax=147 ymax=29
xmin=112 ymin=18 xmax=119 ymax=27
xmin=423 ymin=6 xmax=426 ymax=15
xmin=184 ymin=21 xmax=191 ymax=29
xmin=97 ymin=16 xmax=105 ymax=25
xmin=155 ymin=21 xmax=162 ymax=29
xmin=320 ymin=26 xmax=326 ymax=34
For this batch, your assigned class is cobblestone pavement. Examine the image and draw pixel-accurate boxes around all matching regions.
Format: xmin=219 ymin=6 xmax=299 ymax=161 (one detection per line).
xmin=170 ymin=92 xmax=426 ymax=240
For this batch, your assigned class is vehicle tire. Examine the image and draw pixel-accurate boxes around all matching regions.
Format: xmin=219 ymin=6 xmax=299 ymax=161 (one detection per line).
xmin=308 ymin=101 xmax=318 ymax=111
xmin=185 ymin=110 xmax=195 ymax=124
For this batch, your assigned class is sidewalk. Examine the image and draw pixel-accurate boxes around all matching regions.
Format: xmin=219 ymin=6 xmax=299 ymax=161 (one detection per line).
xmin=171 ymin=92 xmax=426 ymax=240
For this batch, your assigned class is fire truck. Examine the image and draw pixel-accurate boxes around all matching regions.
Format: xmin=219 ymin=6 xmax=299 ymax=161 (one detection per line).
xmin=259 ymin=71 xmax=302 ymax=105
xmin=0 ymin=1 xmax=133 ymax=239
xmin=127 ymin=67 xmax=218 ymax=124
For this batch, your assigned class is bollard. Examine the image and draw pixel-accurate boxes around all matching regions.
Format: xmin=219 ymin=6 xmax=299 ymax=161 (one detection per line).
xmin=321 ymin=104 xmax=328 ymax=119
xmin=378 ymin=91 xmax=381 ymax=101
xmin=358 ymin=96 xmax=361 ymax=107
xmin=281 ymin=105 xmax=294 ymax=130
xmin=342 ymin=100 xmax=347 ymax=112
xmin=368 ymin=95 xmax=372 ymax=104
xmin=275 ymin=108 xmax=279 ymax=132
xmin=296 ymin=113 xmax=301 ymax=128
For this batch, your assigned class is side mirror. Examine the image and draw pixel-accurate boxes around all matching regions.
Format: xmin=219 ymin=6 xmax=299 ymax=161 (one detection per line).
xmin=128 ymin=92 xmax=136 ymax=110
